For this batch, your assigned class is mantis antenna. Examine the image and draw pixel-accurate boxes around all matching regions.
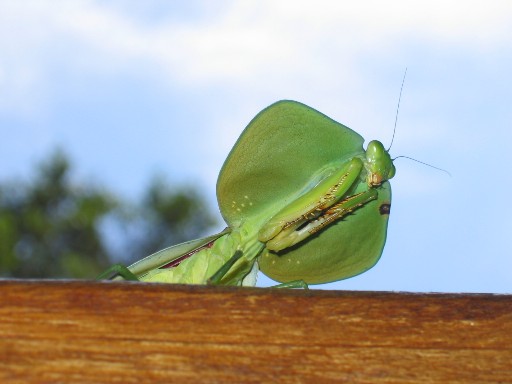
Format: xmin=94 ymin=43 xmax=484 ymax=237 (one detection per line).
xmin=387 ymin=68 xmax=407 ymax=152
xmin=393 ymin=156 xmax=451 ymax=177
xmin=387 ymin=68 xmax=451 ymax=177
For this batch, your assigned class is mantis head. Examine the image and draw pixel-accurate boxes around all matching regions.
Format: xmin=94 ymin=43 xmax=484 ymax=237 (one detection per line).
xmin=364 ymin=140 xmax=395 ymax=187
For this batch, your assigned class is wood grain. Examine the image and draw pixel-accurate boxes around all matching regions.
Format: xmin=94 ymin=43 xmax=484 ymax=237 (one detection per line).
xmin=0 ymin=280 xmax=510 ymax=383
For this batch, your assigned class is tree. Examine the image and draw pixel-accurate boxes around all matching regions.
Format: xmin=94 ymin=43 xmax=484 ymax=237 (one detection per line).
xmin=0 ymin=151 xmax=216 ymax=279
xmin=126 ymin=176 xmax=216 ymax=262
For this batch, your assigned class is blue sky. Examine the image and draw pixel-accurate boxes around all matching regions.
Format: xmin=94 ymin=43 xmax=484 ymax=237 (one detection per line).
xmin=1 ymin=1 xmax=511 ymax=293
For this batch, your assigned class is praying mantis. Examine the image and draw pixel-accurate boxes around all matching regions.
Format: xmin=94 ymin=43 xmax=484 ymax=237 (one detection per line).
xmin=98 ymin=100 xmax=395 ymax=288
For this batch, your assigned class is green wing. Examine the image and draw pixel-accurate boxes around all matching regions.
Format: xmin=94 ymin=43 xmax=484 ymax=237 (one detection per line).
xmin=126 ymin=228 xmax=230 ymax=278
xmin=217 ymin=100 xmax=365 ymax=228
xmin=259 ymin=182 xmax=391 ymax=284
xmin=217 ymin=100 xmax=391 ymax=285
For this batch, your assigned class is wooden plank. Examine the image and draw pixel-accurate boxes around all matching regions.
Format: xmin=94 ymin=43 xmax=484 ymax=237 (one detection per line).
xmin=0 ymin=280 xmax=510 ymax=383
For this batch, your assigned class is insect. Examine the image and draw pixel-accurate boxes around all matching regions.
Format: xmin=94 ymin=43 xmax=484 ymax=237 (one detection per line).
xmin=98 ymin=100 xmax=395 ymax=288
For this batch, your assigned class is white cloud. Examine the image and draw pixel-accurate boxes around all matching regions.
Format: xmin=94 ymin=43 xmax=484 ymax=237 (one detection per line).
xmin=1 ymin=0 xmax=511 ymax=113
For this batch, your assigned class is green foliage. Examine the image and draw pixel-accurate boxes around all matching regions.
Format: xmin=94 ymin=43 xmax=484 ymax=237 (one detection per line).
xmin=0 ymin=151 xmax=216 ymax=279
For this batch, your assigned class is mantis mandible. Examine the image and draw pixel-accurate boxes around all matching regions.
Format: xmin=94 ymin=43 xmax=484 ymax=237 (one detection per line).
xmin=98 ymin=100 xmax=394 ymax=288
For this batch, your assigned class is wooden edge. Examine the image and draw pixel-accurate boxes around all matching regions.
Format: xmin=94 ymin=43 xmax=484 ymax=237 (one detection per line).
xmin=1 ymin=280 xmax=511 ymax=383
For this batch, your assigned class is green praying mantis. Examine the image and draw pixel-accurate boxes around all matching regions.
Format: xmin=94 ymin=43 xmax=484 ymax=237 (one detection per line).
xmin=98 ymin=100 xmax=395 ymax=288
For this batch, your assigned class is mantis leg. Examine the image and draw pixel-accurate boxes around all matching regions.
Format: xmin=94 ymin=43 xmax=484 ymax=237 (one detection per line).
xmin=259 ymin=157 xmax=379 ymax=251
xmin=271 ymin=280 xmax=309 ymax=289
xmin=207 ymin=250 xmax=244 ymax=285
xmin=207 ymin=250 xmax=309 ymax=289
xmin=258 ymin=157 xmax=364 ymax=243
xmin=96 ymin=264 xmax=140 ymax=281
xmin=266 ymin=188 xmax=378 ymax=251
xmin=207 ymin=226 xmax=265 ymax=286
